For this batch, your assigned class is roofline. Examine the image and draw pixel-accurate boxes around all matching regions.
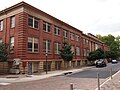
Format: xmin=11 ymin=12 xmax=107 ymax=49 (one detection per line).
xmin=0 ymin=1 xmax=83 ymax=33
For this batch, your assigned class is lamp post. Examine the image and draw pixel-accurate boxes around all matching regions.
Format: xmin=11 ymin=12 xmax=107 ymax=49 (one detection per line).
xmin=45 ymin=53 xmax=48 ymax=74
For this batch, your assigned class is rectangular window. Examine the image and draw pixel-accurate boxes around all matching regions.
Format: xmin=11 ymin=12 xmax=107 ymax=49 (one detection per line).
xmin=11 ymin=16 xmax=15 ymax=28
xmin=0 ymin=38 xmax=2 ymax=44
xmin=10 ymin=37 xmax=14 ymax=53
xmin=54 ymin=42 xmax=60 ymax=54
xmin=43 ymin=40 xmax=51 ymax=53
xmin=63 ymin=30 xmax=68 ymax=38
xmin=71 ymin=46 xmax=74 ymax=54
xmin=76 ymin=35 xmax=79 ymax=42
xmin=28 ymin=16 xmax=39 ymax=29
xmin=28 ymin=37 xmax=39 ymax=52
xmin=83 ymin=39 xmax=86 ymax=44
xmin=76 ymin=47 xmax=80 ymax=55
xmin=43 ymin=21 xmax=51 ymax=32
xmin=54 ymin=26 xmax=60 ymax=35
xmin=70 ymin=32 xmax=74 ymax=40
xmin=0 ymin=20 xmax=3 ymax=31
xmin=28 ymin=16 xmax=33 ymax=27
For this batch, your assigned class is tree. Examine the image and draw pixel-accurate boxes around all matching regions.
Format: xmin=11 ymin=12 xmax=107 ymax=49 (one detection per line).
xmin=59 ymin=41 xmax=74 ymax=62
xmin=87 ymin=48 xmax=105 ymax=61
xmin=0 ymin=43 xmax=8 ymax=62
xmin=96 ymin=34 xmax=120 ymax=59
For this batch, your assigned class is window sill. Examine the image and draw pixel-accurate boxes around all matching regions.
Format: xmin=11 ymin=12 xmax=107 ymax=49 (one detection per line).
xmin=28 ymin=26 xmax=39 ymax=30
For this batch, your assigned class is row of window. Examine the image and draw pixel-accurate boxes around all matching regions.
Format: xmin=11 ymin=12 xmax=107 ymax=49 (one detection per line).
xmin=28 ymin=16 xmax=80 ymax=42
xmin=27 ymin=37 xmax=80 ymax=55
xmin=0 ymin=16 xmax=15 ymax=31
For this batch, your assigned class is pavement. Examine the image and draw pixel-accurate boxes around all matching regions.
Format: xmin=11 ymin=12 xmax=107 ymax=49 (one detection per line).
xmin=0 ymin=66 xmax=120 ymax=90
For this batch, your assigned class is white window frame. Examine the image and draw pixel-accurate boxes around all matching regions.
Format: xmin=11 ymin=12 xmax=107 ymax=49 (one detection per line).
xmin=43 ymin=40 xmax=51 ymax=53
xmin=28 ymin=16 xmax=39 ymax=29
xmin=76 ymin=47 xmax=80 ymax=55
xmin=70 ymin=32 xmax=74 ymax=40
xmin=0 ymin=20 xmax=3 ymax=31
xmin=76 ymin=35 xmax=79 ymax=42
xmin=54 ymin=26 xmax=60 ymax=35
xmin=28 ymin=37 xmax=39 ymax=53
xmin=54 ymin=42 xmax=60 ymax=54
xmin=11 ymin=16 xmax=15 ymax=28
xmin=10 ymin=37 xmax=14 ymax=53
xmin=63 ymin=30 xmax=68 ymax=38
xmin=43 ymin=21 xmax=51 ymax=32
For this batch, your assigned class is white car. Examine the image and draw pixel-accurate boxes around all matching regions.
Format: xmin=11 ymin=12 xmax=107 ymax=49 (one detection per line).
xmin=112 ymin=60 xmax=118 ymax=64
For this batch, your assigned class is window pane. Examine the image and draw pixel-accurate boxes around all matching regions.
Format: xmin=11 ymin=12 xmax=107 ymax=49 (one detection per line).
xmin=34 ymin=43 xmax=38 ymax=52
xmin=58 ymin=29 xmax=60 ymax=35
xmin=34 ymin=19 xmax=38 ymax=28
xmin=48 ymin=24 xmax=51 ymax=32
xmin=43 ymin=22 xmax=46 ymax=31
xmin=10 ymin=37 xmax=14 ymax=53
xmin=11 ymin=16 xmax=15 ymax=28
xmin=48 ymin=40 xmax=51 ymax=53
xmin=0 ymin=20 xmax=3 ymax=31
xmin=28 ymin=16 xmax=33 ymax=27
xmin=43 ymin=40 xmax=46 ymax=52
xmin=54 ymin=27 xmax=57 ymax=35
xmin=28 ymin=43 xmax=32 ymax=51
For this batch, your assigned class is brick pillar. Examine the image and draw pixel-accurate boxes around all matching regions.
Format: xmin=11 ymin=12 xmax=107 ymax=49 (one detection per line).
xmin=61 ymin=60 xmax=64 ymax=69
xmin=25 ymin=62 xmax=28 ymax=74
xmin=38 ymin=61 xmax=44 ymax=73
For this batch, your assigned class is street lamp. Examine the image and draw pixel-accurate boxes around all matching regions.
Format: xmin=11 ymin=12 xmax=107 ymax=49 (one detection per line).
xmin=45 ymin=53 xmax=48 ymax=74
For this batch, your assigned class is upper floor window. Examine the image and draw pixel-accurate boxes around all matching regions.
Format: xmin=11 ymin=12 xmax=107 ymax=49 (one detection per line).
xmin=0 ymin=20 xmax=3 ymax=31
xmin=76 ymin=35 xmax=80 ymax=42
xmin=83 ymin=39 xmax=86 ymax=44
xmin=43 ymin=40 xmax=51 ymax=53
xmin=63 ymin=30 xmax=68 ymax=38
xmin=10 ymin=37 xmax=14 ymax=53
xmin=54 ymin=42 xmax=60 ymax=54
xmin=28 ymin=37 xmax=39 ymax=53
xmin=54 ymin=26 xmax=60 ymax=35
xmin=11 ymin=16 xmax=15 ymax=28
xmin=76 ymin=46 xmax=80 ymax=55
xmin=86 ymin=39 xmax=89 ymax=45
xmin=28 ymin=16 xmax=39 ymax=29
xmin=43 ymin=21 xmax=51 ymax=32
xmin=70 ymin=32 xmax=74 ymax=40
xmin=0 ymin=38 xmax=2 ymax=44
xmin=71 ymin=45 xmax=74 ymax=54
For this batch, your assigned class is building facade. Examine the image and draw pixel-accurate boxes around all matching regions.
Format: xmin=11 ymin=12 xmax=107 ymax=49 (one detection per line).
xmin=0 ymin=2 xmax=109 ymax=74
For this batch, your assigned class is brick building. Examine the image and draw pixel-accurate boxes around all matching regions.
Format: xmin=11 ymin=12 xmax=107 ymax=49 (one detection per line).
xmin=0 ymin=2 xmax=109 ymax=74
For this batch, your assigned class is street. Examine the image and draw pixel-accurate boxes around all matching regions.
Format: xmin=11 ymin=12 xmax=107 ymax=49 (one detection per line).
xmin=0 ymin=62 xmax=120 ymax=90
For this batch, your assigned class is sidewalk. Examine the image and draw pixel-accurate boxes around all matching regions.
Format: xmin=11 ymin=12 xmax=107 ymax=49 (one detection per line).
xmin=0 ymin=67 xmax=90 ymax=83
xmin=99 ymin=70 xmax=120 ymax=90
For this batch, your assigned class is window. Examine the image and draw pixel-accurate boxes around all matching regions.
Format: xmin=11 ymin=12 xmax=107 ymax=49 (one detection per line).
xmin=43 ymin=40 xmax=51 ymax=53
xmin=28 ymin=37 xmax=39 ymax=52
xmin=43 ymin=21 xmax=51 ymax=32
xmin=0 ymin=38 xmax=2 ymax=44
xmin=63 ymin=30 xmax=68 ymax=38
xmin=86 ymin=39 xmax=89 ymax=45
xmin=70 ymin=32 xmax=74 ymax=40
xmin=28 ymin=16 xmax=39 ymax=29
xmin=11 ymin=16 xmax=15 ymax=28
xmin=83 ymin=39 xmax=85 ymax=44
xmin=76 ymin=47 xmax=80 ymax=55
xmin=10 ymin=37 xmax=14 ymax=53
xmin=83 ymin=49 xmax=86 ymax=56
xmin=76 ymin=35 xmax=79 ymax=42
xmin=54 ymin=42 xmax=60 ymax=54
xmin=54 ymin=26 xmax=60 ymax=35
xmin=71 ymin=46 xmax=74 ymax=54
xmin=0 ymin=20 xmax=3 ymax=31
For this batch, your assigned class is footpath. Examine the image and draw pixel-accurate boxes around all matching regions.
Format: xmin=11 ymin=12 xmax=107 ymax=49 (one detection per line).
xmin=0 ymin=66 xmax=120 ymax=90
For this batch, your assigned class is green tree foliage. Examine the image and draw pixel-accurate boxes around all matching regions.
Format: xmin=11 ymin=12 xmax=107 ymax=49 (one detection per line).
xmin=59 ymin=41 xmax=74 ymax=61
xmin=96 ymin=34 xmax=120 ymax=59
xmin=0 ymin=43 xmax=8 ymax=62
xmin=87 ymin=48 xmax=105 ymax=61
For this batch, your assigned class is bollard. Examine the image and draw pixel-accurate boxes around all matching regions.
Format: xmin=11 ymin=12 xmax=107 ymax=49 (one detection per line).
xmin=70 ymin=83 xmax=73 ymax=90
xmin=97 ymin=72 xmax=100 ymax=90
xmin=110 ymin=68 xmax=112 ymax=79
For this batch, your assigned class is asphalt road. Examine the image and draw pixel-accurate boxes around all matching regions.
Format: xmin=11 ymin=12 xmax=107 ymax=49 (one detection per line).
xmin=67 ymin=62 xmax=120 ymax=79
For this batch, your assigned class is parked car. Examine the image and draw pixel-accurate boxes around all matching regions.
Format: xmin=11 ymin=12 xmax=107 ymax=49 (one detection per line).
xmin=96 ymin=59 xmax=107 ymax=67
xmin=112 ymin=60 xmax=118 ymax=64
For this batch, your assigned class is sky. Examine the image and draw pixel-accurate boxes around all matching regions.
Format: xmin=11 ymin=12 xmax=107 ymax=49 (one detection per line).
xmin=0 ymin=0 xmax=120 ymax=36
